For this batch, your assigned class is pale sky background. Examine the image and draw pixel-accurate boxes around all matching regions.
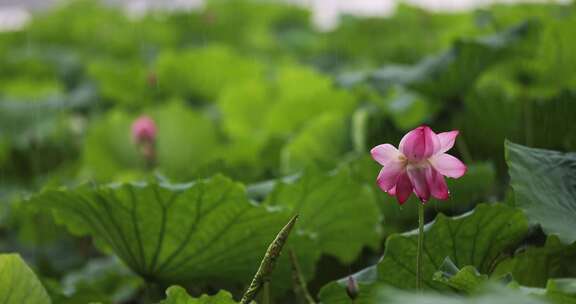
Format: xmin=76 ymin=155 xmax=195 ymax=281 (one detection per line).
xmin=0 ymin=0 xmax=572 ymax=31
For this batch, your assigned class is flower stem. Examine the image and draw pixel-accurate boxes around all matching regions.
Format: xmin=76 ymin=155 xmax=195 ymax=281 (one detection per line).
xmin=416 ymin=202 xmax=425 ymax=292
xmin=262 ymin=282 xmax=271 ymax=304
xmin=288 ymin=249 xmax=316 ymax=304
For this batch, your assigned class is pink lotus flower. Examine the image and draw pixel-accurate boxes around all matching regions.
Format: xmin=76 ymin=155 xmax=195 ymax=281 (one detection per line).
xmin=131 ymin=115 xmax=157 ymax=168
xmin=370 ymin=125 xmax=467 ymax=204
xmin=131 ymin=116 xmax=157 ymax=144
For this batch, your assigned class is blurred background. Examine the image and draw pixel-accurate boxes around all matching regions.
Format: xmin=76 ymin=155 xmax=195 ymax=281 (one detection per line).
xmin=1 ymin=0 xmax=573 ymax=31
xmin=0 ymin=0 xmax=575 ymax=303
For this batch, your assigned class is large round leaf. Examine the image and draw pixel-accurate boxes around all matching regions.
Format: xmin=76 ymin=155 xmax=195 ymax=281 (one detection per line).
xmin=159 ymin=286 xmax=237 ymax=304
xmin=29 ymin=175 xmax=289 ymax=285
xmin=265 ymin=167 xmax=382 ymax=264
xmin=0 ymin=254 xmax=51 ymax=304
xmin=493 ymin=236 xmax=576 ymax=287
xmin=506 ymin=141 xmax=576 ymax=244
xmin=319 ymin=203 xmax=529 ymax=302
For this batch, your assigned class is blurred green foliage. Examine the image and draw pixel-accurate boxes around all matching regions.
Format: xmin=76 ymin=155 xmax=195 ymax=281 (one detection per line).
xmin=1 ymin=0 xmax=576 ymax=303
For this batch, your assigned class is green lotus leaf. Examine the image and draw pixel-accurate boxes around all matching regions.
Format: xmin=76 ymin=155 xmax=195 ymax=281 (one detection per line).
xmin=29 ymin=175 xmax=290 ymax=286
xmin=506 ymin=141 xmax=576 ymax=244
xmin=0 ymin=253 xmax=51 ymax=304
xmin=318 ymin=204 xmax=529 ymax=302
xmin=159 ymin=286 xmax=237 ymax=304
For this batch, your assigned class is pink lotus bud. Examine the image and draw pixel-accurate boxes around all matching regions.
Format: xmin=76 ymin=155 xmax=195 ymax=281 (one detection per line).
xmin=131 ymin=116 xmax=157 ymax=144
xmin=346 ymin=276 xmax=359 ymax=300
xmin=131 ymin=115 xmax=157 ymax=169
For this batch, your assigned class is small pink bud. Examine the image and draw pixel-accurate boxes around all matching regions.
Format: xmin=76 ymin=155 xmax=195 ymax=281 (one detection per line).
xmin=346 ymin=276 xmax=359 ymax=300
xmin=131 ymin=116 xmax=157 ymax=169
xmin=131 ymin=116 xmax=157 ymax=144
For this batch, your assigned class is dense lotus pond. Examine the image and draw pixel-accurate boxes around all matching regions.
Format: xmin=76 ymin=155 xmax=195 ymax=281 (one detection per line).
xmin=0 ymin=1 xmax=575 ymax=303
